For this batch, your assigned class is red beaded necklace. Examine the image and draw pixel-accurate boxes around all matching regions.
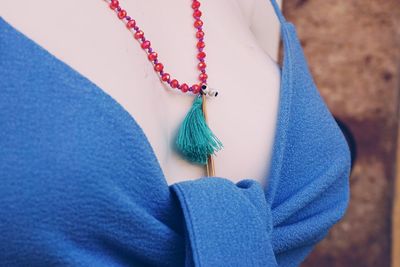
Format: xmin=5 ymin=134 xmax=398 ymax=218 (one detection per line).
xmin=105 ymin=0 xmax=223 ymax=176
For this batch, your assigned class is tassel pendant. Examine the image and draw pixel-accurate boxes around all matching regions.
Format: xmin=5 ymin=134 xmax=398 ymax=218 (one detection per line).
xmin=175 ymin=88 xmax=223 ymax=168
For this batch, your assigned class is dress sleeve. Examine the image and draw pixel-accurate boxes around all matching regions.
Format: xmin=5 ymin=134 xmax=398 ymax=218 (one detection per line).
xmin=265 ymin=22 xmax=352 ymax=266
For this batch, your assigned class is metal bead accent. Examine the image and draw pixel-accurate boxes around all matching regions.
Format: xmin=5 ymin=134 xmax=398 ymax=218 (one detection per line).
xmin=200 ymin=84 xmax=218 ymax=97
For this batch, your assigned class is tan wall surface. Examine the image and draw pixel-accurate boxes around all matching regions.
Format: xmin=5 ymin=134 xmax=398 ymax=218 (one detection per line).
xmin=280 ymin=1 xmax=400 ymax=266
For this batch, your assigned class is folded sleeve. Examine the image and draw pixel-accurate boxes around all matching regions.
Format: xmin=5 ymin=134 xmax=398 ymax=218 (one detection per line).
xmin=170 ymin=22 xmax=351 ymax=267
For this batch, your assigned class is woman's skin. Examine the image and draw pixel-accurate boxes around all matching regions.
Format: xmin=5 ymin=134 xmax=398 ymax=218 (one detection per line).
xmin=0 ymin=0 xmax=282 ymax=188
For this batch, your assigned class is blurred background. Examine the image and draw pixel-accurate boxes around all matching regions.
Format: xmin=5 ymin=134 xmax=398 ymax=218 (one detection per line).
xmin=277 ymin=0 xmax=400 ymax=266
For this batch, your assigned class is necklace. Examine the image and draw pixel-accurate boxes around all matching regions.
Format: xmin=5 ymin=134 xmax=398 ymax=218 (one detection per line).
xmin=104 ymin=0 xmax=223 ymax=177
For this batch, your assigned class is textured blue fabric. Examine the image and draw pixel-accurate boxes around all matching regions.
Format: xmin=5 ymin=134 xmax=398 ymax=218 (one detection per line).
xmin=0 ymin=1 xmax=351 ymax=266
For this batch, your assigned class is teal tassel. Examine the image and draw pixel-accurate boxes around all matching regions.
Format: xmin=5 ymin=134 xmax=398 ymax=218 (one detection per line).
xmin=175 ymin=95 xmax=223 ymax=165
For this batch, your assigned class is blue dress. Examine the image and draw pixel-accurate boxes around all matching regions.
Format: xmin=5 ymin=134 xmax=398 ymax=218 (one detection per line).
xmin=0 ymin=1 xmax=351 ymax=266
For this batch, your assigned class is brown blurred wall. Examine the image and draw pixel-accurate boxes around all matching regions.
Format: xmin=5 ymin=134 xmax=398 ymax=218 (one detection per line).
xmin=280 ymin=0 xmax=400 ymax=266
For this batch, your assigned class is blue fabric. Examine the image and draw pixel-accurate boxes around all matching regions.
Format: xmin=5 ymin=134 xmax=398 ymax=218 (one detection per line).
xmin=0 ymin=1 xmax=351 ymax=266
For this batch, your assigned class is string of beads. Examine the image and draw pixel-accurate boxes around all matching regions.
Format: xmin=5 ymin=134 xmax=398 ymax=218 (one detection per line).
xmin=107 ymin=0 xmax=207 ymax=95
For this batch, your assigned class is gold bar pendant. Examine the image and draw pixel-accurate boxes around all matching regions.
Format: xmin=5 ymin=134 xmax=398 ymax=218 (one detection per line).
xmin=201 ymin=93 xmax=215 ymax=177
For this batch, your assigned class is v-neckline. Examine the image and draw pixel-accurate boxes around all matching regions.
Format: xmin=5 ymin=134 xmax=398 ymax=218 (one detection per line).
xmin=0 ymin=15 xmax=294 ymax=187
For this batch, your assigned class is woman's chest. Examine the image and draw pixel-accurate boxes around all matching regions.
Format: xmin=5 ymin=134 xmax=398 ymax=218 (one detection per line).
xmin=1 ymin=0 xmax=282 ymax=186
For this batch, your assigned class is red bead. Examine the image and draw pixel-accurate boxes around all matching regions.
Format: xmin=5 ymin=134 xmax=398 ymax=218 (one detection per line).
xmin=118 ymin=10 xmax=127 ymax=19
xmin=196 ymin=30 xmax=204 ymax=39
xmin=170 ymin=79 xmax=179 ymax=88
xmin=192 ymin=84 xmax=200 ymax=94
xmin=197 ymin=51 xmax=206 ymax=59
xmin=194 ymin=20 xmax=203 ymax=28
xmin=197 ymin=41 xmax=205 ymax=49
xmin=141 ymin=40 xmax=151 ymax=49
xmin=192 ymin=1 xmax=200 ymax=9
xmin=199 ymin=73 xmax=208 ymax=81
xmin=198 ymin=62 xmax=206 ymax=70
xmin=154 ymin=63 xmax=164 ymax=72
xmin=126 ymin=20 xmax=136 ymax=28
xmin=193 ymin=10 xmax=202 ymax=18
xmin=109 ymin=0 xmax=119 ymax=10
xmin=180 ymin=83 xmax=189 ymax=93
xmin=148 ymin=52 xmax=158 ymax=61
xmin=161 ymin=73 xmax=170 ymax=82
xmin=134 ymin=30 xmax=144 ymax=39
